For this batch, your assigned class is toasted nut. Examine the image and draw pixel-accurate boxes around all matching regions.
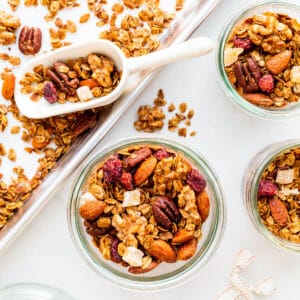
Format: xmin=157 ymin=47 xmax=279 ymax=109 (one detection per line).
xmin=196 ymin=190 xmax=210 ymax=223
xmin=125 ymin=147 xmax=152 ymax=167
xmin=134 ymin=156 xmax=157 ymax=186
xmin=243 ymin=93 xmax=274 ymax=107
xmin=2 ymin=73 xmax=15 ymax=100
xmin=269 ymin=197 xmax=288 ymax=227
xmin=79 ymin=200 xmax=106 ymax=220
xmin=128 ymin=261 xmax=160 ymax=274
xmin=147 ymin=240 xmax=176 ymax=263
xmin=266 ymin=50 xmax=292 ymax=75
xmin=172 ymin=229 xmax=195 ymax=244
xmin=18 ymin=26 xmax=42 ymax=55
xmin=177 ymin=238 xmax=197 ymax=260
xmin=79 ymin=79 xmax=100 ymax=89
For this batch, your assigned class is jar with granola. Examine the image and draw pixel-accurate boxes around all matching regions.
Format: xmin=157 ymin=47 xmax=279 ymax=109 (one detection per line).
xmin=244 ymin=139 xmax=300 ymax=254
xmin=217 ymin=1 xmax=300 ymax=119
xmin=69 ymin=137 xmax=225 ymax=290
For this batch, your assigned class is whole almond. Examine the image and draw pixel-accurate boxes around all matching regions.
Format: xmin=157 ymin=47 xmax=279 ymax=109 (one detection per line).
xmin=177 ymin=238 xmax=197 ymax=260
xmin=134 ymin=156 xmax=157 ymax=186
xmin=128 ymin=261 xmax=160 ymax=274
xmin=269 ymin=197 xmax=288 ymax=227
xmin=196 ymin=190 xmax=210 ymax=222
xmin=2 ymin=73 xmax=15 ymax=100
xmin=79 ymin=79 xmax=100 ymax=89
xmin=266 ymin=50 xmax=292 ymax=75
xmin=147 ymin=240 xmax=176 ymax=263
xmin=243 ymin=93 xmax=273 ymax=107
xmin=172 ymin=229 xmax=195 ymax=244
xmin=79 ymin=200 xmax=106 ymax=220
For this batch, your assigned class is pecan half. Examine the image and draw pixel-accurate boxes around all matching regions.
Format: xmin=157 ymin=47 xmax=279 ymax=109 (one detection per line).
xmin=234 ymin=58 xmax=262 ymax=93
xmin=71 ymin=111 xmax=98 ymax=136
xmin=125 ymin=146 xmax=152 ymax=168
xmin=18 ymin=26 xmax=42 ymax=55
xmin=152 ymin=196 xmax=180 ymax=230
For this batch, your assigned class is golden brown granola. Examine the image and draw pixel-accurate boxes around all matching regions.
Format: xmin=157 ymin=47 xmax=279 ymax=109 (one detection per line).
xmin=225 ymin=12 xmax=300 ymax=108
xmin=0 ymin=10 xmax=21 ymax=45
xmin=7 ymin=0 xmax=20 ymax=11
xmin=79 ymin=144 xmax=210 ymax=273
xmin=257 ymin=147 xmax=300 ymax=243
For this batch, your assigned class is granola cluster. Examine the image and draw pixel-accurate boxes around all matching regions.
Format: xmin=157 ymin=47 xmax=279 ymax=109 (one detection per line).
xmin=20 ymin=53 xmax=121 ymax=104
xmin=79 ymin=144 xmax=210 ymax=273
xmin=0 ymin=10 xmax=21 ymax=45
xmin=134 ymin=89 xmax=196 ymax=137
xmin=224 ymin=12 xmax=300 ymax=108
xmin=257 ymin=147 xmax=300 ymax=243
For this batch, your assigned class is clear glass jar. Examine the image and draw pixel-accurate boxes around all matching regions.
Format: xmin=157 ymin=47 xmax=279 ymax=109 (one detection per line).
xmin=216 ymin=0 xmax=300 ymax=120
xmin=243 ymin=139 xmax=300 ymax=254
xmin=68 ymin=137 xmax=226 ymax=291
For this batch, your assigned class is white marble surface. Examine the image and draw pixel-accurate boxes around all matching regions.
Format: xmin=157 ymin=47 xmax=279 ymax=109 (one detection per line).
xmin=1 ymin=0 xmax=300 ymax=299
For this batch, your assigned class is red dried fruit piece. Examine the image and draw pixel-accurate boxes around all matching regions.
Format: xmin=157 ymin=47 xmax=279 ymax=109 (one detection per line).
xmin=269 ymin=197 xmax=288 ymax=227
xmin=43 ymin=81 xmax=57 ymax=103
xmin=258 ymin=74 xmax=274 ymax=93
xmin=258 ymin=180 xmax=278 ymax=197
xmin=103 ymin=158 xmax=123 ymax=184
xmin=154 ymin=147 xmax=171 ymax=160
xmin=186 ymin=169 xmax=206 ymax=192
xmin=233 ymin=35 xmax=252 ymax=50
xmin=119 ymin=171 xmax=134 ymax=190
xmin=110 ymin=238 xmax=122 ymax=263
xmin=152 ymin=196 xmax=180 ymax=230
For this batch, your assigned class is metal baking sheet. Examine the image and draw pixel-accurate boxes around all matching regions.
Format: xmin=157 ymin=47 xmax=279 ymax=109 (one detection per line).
xmin=0 ymin=0 xmax=220 ymax=253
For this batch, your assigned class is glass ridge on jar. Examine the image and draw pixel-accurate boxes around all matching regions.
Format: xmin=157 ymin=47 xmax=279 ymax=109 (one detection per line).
xmin=216 ymin=0 xmax=300 ymax=120
xmin=243 ymin=139 xmax=300 ymax=254
xmin=68 ymin=136 xmax=226 ymax=291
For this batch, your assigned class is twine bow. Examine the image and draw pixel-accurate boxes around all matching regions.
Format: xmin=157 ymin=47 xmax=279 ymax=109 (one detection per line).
xmin=216 ymin=249 xmax=276 ymax=300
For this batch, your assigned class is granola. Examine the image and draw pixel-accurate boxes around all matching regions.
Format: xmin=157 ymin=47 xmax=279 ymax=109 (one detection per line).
xmin=79 ymin=144 xmax=210 ymax=273
xmin=19 ymin=53 xmax=121 ymax=104
xmin=257 ymin=147 xmax=300 ymax=243
xmin=0 ymin=10 xmax=21 ymax=45
xmin=224 ymin=12 xmax=300 ymax=108
xmin=134 ymin=89 xmax=196 ymax=137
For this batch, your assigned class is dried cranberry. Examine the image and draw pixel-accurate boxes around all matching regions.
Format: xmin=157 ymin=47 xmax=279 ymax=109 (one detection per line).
xmin=258 ymin=180 xmax=278 ymax=197
xmin=233 ymin=35 xmax=252 ymax=50
xmin=258 ymin=74 xmax=274 ymax=93
xmin=119 ymin=171 xmax=134 ymax=190
xmin=154 ymin=148 xmax=171 ymax=160
xmin=110 ymin=238 xmax=122 ymax=263
xmin=103 ymin=158 xmax=123 ymax=184
xmin=187 ymin=169 xmax=206 ymax=192
xmin=43 ymin=81 xmax=57 ymax=103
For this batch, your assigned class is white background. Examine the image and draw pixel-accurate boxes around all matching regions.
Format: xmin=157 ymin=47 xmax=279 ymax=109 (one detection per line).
xmin=1 ymin=0 xmax=300 ymax=299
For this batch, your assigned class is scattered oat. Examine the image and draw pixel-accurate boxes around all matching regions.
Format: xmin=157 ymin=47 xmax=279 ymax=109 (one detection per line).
xmin=79 ymin=13 xmax=91 ymax=23
xmin=190 ymin=131 xmax=196 ymax=137
xmin=112 ymin=3 xmax=124 ymax=14
xmin=178 ymin=127 xmax=187 ymax=137
xmin=0 ymin=11 xmax=21 ymax=45
xmin=7 ymin=148 xmax=17 ymax=161
xmin=168 ymin=103 xmax=175 ymax=112
xmin=0 ymin=143 xmax=6 ymax=156
xmin=179 ymin=102 xmax=187 ymax=113
xmin=10 ymin=125 xmax=20 ymax=134
xmin=7 ymin=0 xmax=20 ymax=11
xmin=187 ymin=109 xmax=194 ymax=119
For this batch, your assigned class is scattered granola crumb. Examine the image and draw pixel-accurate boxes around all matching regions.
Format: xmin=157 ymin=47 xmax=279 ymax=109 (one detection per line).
xmin=154 ymin=89 xmax=166 ymax=107
xmin=187 ymin=109 xmax=194 ymax=119
xmin=168 ymin=103 xmax=176 ymax=112
xmin=7 ymin=148 xmax=16 ymax=161
xmin=10 ymin=125 xmax=20 ymax=134
xmin=112 ymin=3 xmax=124 ymax=14
xmin=190 ymin=131 xmax=196 ymax=137
xmin=178 ymin=127 xmax=187 ymax=137
xmin=79 ymin=13 xmax=91 ymax=23
xmin=0 ymin=143 xmax=6 ymax=156
xmin=179 ymin=102 xmax=187 ymax=113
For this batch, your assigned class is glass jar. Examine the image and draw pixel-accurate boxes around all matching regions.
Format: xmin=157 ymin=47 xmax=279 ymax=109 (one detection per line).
xmin=216 ymin=0 xmax=300 ymax=119
xmin=68 ymin=137 xmax=226 ymax=291
xmin=243 ymin=139 xmax=300 ymax=254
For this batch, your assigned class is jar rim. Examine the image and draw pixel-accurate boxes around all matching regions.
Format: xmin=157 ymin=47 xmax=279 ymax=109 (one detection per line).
xmin=68 ymin=136 xmax=226 ymax=291
xmin=216 ymin=0 xmax=300 ymax=120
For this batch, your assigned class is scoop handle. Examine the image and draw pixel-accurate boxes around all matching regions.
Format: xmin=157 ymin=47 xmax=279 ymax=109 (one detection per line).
xmin=127 ymin=37 xmax=213 ymax=75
